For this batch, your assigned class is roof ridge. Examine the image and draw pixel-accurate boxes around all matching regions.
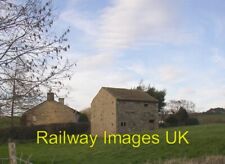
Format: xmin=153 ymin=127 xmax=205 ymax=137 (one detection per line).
xmin=102 ymin=87 xmax=158 ymax=102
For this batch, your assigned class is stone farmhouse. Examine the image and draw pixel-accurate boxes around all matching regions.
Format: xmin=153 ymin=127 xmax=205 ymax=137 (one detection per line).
xmin=21 ymin=92 xmax=80 ymax=126
xmin=91 ymin=87 xmax=159 ymax=136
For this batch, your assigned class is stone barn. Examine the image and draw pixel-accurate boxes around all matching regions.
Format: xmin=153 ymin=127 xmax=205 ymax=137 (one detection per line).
xmin=21 ymin=92 xmax=80 ymax=126
xmin=91 ymin=87 xmax=159 ymax=136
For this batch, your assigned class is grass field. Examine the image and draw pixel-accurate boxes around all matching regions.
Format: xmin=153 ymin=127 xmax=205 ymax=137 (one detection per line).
xmin=0 ymin=124 xmax=225 ymax=164
xmin=191 ymin=113 xmax=225 ymax=124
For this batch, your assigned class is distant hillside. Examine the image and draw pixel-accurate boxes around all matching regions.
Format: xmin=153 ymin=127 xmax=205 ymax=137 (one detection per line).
xmin=206 ymin=107 xmax=225 ymax=114
xmin=190 ymin=112 xmax=225 ymax=124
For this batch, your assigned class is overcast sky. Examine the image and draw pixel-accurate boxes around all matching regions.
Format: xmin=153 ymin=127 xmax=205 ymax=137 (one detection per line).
xmin=52 ymin=0 xmax=225 ymax=112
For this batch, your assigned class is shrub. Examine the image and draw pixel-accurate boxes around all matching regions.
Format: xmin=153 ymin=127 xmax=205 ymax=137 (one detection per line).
xmin=185 ymin=117 xmax=199 ymax=125
xmin=159 ymin=121 xmax=165 ymax=128
xmin=78 ymin=113 xmax=89 ymax=123
xmin=165 ymin=115 xmax=178 ymax=127
xmin=165 ymin=107 xmax=199 ymax=127
xmin=0 ymin=122 xmax=90 ymax=143
xmin=175 ymin=107 xmax=189 ymax=123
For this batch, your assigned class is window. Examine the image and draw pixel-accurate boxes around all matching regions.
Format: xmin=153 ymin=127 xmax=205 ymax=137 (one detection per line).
xmin=121 ymin=122 xmax=126 ymax=126
xmin=149 ymin=119 xmax=154 ymax=123
xmin=144 ymin=103 xmax=149 ymax=107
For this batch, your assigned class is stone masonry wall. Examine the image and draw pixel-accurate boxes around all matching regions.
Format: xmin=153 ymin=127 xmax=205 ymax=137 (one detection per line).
xmin=117 ymin=100 xmax=158 ymax=133
xmin=23 ymin=101 xmax=78 ymax=126
xmin=91 ymin=89 xmax=116 ymax=136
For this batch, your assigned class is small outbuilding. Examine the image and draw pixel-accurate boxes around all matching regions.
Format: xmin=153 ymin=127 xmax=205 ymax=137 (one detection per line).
xmin=91 ymin=87 xmax=159 ymax=136
xmin=21 ymin=92 xmax=80 ymax=126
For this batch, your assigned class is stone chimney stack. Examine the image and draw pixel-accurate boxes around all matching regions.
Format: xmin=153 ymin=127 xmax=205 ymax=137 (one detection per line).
xmin=59 ymin=98 xmax=64 ymax=105
xmin=47 ymin=92 xmax=54 ymax=101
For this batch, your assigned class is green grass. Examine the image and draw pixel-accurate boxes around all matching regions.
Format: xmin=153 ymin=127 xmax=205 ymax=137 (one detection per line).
xmin=0 ymin=116 xmax=20 ymax=129
xmin=0 ymin=124 xmax=225 ymax=164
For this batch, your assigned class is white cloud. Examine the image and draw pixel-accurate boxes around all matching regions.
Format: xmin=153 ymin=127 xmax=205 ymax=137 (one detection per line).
xmin=57 ymin=0 xmax=224 ymax=112
xmin=59 ymin=51 xmax=138 ymax=110
xmin=97 ymin=0 xmax=175 ymax=50
xmin=59 ymin=10 xmax=97 ymax=36
xmin=158 ymin=65 xmax=184 ymax=83
xmin=65 ymin=67 xmax=137 ymax=110
xmin=76 ymin=53 xmax=116 ymax=71
xmin=165 ymin=77 xmax=225 ymax=112
xmin=191 ymin=87 xmax=225 ymax=111
xmin=60 ymin=0 xmax=198 ymax=52
xmin=125 ymin=62 xmax=147 ymax=76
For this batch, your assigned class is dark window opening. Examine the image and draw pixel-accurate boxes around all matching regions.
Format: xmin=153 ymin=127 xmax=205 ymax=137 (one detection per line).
xmin=121 ymin=122 xmax=126 ymax=126
xmin=144 ymin=103 xmax=149 ymax=107
xmin=149 ymin=119 xmax=154 ymax=123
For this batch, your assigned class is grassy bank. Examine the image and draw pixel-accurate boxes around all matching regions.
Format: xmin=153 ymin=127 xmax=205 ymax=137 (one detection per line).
xmin=0 ymin=124 xmax=225 ymax=163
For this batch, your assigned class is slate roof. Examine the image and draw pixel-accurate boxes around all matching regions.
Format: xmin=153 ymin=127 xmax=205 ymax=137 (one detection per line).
xmin=103 ymin=87 xmax=158 ymax=102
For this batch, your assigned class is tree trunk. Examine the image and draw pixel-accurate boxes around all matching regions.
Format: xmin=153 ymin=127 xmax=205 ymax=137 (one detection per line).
xmin=11 ymin=77 xmax=16 ymax=130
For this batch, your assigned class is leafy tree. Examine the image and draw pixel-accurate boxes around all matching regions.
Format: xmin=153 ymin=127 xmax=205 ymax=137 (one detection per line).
xmin=145 ymin=87 xmax=166 ymax=112
xmin=0 ymin=0 xmax=75 ymax=127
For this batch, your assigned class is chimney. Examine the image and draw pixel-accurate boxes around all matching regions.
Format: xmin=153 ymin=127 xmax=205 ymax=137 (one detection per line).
xmin=58 ymin=98 xmax=64 ymax=105
xmin=47 ymin=92 xmax=54 ymax=101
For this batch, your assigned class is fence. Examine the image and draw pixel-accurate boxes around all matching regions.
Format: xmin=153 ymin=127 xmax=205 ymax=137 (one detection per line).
xmin=0 ymin=157 xmax=32 ymax=164
xmin=0 ymin=142 xmax=32 ymax=164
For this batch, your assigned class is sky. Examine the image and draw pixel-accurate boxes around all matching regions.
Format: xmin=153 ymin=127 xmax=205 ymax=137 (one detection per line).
xmin=51 ymin=0 xmax=225 ymax=112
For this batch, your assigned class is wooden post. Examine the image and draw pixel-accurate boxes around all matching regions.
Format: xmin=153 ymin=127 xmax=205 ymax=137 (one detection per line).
xmin=8 ymin=142 xmax=17 ymax=164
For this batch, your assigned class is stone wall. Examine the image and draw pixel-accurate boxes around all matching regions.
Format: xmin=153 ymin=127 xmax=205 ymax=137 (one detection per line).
xmin=22 ymin=101 xmax=79 ymax=126
xmin=117 ymin=100 xmax=158 ymax=133
xmin=91 ymin=88 xmax=159 ymax=136
xmin=91 ymin=88 xmax=116 ymax=136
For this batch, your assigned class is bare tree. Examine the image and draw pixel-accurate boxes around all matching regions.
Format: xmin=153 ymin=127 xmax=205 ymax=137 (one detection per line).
xmin=166 ymin=99 xmax=196 ymax=113
xmin=0 ymin=0 xmax=75 ymax=127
